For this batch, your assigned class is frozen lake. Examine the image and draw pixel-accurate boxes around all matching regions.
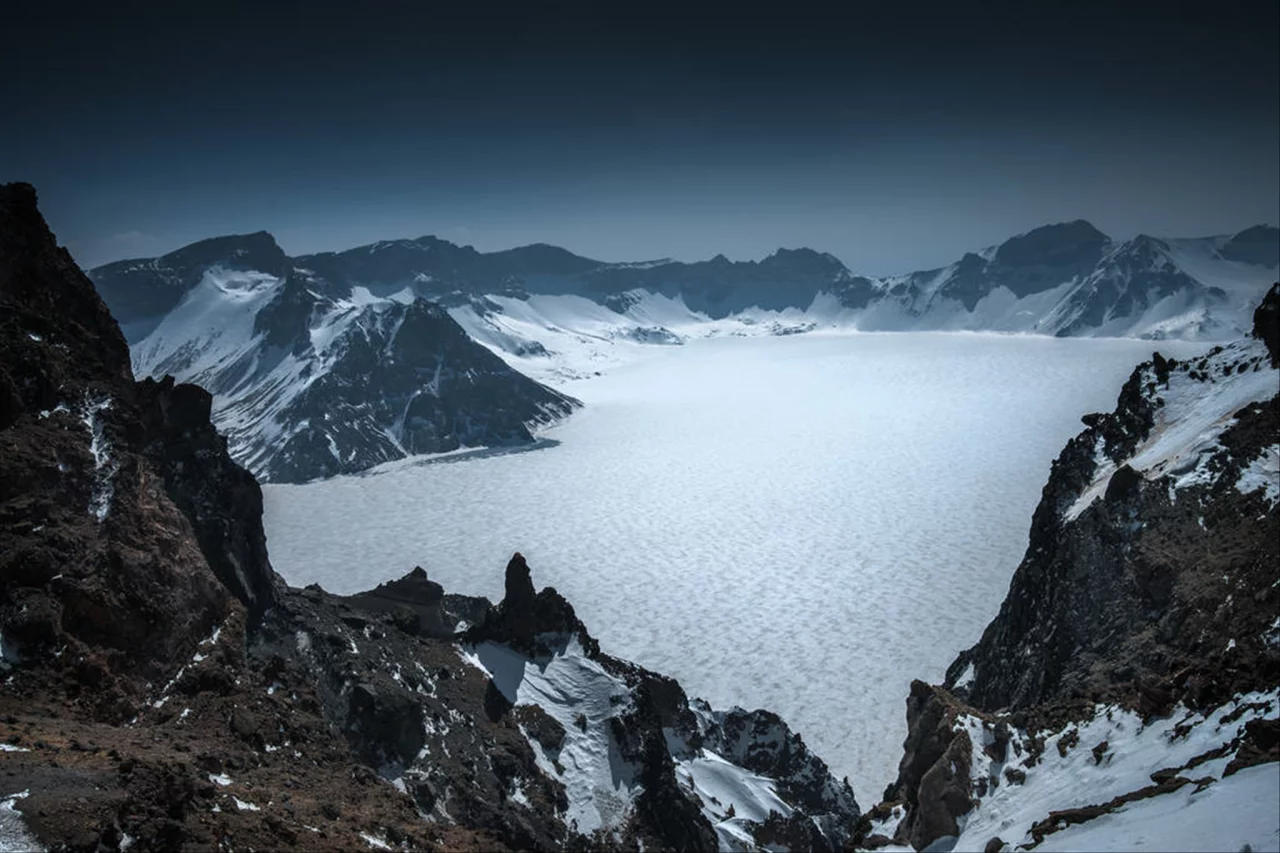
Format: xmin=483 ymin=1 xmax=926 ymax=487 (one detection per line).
xmin=262 ymin=330 xmax=1207 ymax=804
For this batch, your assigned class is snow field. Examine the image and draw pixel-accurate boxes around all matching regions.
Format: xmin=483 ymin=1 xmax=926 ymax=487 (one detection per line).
xmin=950 ymin=690 xmax=1280 ymax=852
xmin=265 ymin=332 xmax=1213 ymax=805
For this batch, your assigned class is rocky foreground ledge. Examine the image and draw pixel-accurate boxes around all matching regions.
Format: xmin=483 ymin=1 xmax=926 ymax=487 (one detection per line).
xmin=0 ymin=181 xmax=857 ymax=851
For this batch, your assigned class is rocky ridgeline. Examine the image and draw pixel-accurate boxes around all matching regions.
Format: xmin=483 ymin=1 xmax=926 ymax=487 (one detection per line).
xmin=1 ymin=182 xmax=857 ymax=850
xmin=861 ymin=283 xmax=1280 ymax=851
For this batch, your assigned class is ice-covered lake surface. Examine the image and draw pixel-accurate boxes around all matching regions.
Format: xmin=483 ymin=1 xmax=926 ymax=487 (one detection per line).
xmin=262 ymin=330 xmax=1209 ymax=805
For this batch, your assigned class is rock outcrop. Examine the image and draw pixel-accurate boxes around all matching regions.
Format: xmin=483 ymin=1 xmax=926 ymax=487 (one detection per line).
xmin=465 ymin=552 xmax=599 ymax=658
xmin=1253 ymin=281 xmax=1280 ymax=365
xmin=459 ymin=555 xmax=860 ymax=851
xmin=864 ymin=287 xmax=1280 ymax=851
xmin=0 ymin=182 xmax=249 ymax=710
xmin=882 ymin=682 xmax=979 ymax=850
xmin=1 ymin=182 xmax=473 ymax=851
xmin=944 ymin=327 xmax=1278 ymax=716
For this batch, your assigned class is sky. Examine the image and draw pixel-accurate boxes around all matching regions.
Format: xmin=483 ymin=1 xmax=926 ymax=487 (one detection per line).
xmin=3 ymin=1 xmax=1277 ymax=275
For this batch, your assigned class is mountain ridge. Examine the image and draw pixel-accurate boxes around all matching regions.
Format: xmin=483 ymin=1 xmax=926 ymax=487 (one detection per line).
xmin=856 ymin=283 xmax=1280 ymax=852
xmin=93 ymin=220 xmax=1278 ymax=336
xmin=87 ymin=219 xmax=1277 ymax=482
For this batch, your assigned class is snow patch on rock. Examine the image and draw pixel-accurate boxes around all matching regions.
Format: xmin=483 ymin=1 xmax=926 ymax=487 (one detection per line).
xmin=1236 ymin=443 xmax=1280 ymax=507
xmin=467 ymin=638 xmax=640 ymax=838
xmin=673 ymin=751 xmax=793 ymax=850
xmin=947 ymin=690 xmax=1279 ymax=852
xmin=0 ymin=790 xmax=42 ymax=853
xmin=79 ymin=393 xmax=116 ymax=522
xmin=1067 ymin=340 xmax=1278 ymax=519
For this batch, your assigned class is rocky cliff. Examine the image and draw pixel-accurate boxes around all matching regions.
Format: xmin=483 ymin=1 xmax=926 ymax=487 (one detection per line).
xmin=861 ymin=284 xmax=1280 ymax=852
xmin=0 ymin=181 xmax=264 ymax=712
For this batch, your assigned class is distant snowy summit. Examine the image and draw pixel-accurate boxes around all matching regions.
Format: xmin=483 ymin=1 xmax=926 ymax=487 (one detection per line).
xmin=97 ymin=218 xmax=1278 ymax=340
xmin=90 ymin=220 xmax=1277 ymax=481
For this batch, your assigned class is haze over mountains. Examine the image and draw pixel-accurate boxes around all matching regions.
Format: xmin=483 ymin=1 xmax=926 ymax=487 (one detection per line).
xmin=88 ymin=219 xmax=1278 ymax=482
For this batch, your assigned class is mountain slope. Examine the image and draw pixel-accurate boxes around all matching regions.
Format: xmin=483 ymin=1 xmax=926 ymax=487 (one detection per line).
xmin=101 ymin=244 xmax=579 ymax=483
xmin=858 ymin=284 xmax=1280 ymax=852
xmin=846 ymin=224 xmax=1277 ymax=340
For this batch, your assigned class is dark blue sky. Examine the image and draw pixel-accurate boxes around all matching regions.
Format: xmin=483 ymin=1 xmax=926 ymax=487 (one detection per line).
xmin=4 ymin=1 xmax=1277 ymax=274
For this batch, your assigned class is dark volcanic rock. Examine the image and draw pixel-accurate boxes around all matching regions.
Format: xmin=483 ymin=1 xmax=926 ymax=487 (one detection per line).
xmin=0 ymin=182 xmax=240 ymax=701
xmin=943 ymin=334 xmax=1279 ymax=714
xmin=1 ymin=183 xmax=503 ymax=852
xmin=889 ymin=682 xmax=976 ymax=850
xmin=134 ymin=376 xmax=279 ymax=620
xmin=1253 ymin=282 xmax=1280 ymax=366
xmin=862 ymin=295 xmax=1277 ymax=853
xmin=339 ymin=566 xmax=479 ymax=638
xmin=466 ymin=552 xmax=599 ymax=657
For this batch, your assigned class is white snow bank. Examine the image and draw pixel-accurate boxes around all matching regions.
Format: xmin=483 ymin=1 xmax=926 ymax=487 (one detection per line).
xmin=1035 ymin=762 xmax=1280 ymax=853
xmin=80 ymin=393 xmax=116 ymax=522
xmin=674 ymin=750 xmax=794 ymax=850
xmin=1237 ymin=444 xmax=1280 ymax=508
xmin=465 ymin=639 xmax=640 ymax=837
xmin=0 ymin=790 xmax=43 ymax=853
xmin=360 ymin=831 xmax=392 ymax=850
xmin=951 ymin=689 xmax=1279 ymax=851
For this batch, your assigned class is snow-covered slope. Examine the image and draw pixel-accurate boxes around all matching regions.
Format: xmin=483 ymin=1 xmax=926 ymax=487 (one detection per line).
xmin=865 ymin=687 xmax=1280 ymax=853
xmin=98 ymin=240 xmax=579 ymax=483
xmin=844 ymin=223 xmax=1277 ymax=340
xmin=444 ymin=223 xmax=1274 ymax=379
xmin=454 ymin=553 xmax=862 ymax=851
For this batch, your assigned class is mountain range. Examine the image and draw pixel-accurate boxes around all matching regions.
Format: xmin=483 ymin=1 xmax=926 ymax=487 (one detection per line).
xmin=4 ymin=182 xmax=1277 ymax=851
xmin=89 ymin=221 xmax=1278 ymax=482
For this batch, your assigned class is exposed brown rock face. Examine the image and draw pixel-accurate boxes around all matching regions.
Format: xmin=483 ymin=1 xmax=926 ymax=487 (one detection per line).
xmin=1254 ymin=282 xmax=1280 ymax=366
xmin=0 ymin=182 xmax=243 ymax=709
xmin=887 ymin=682 xmax=977 ymax=851
xmin=944 ymin=347 xmax=1278 ymax=716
